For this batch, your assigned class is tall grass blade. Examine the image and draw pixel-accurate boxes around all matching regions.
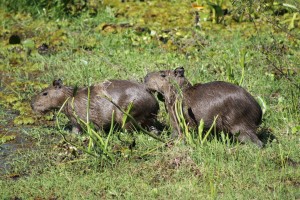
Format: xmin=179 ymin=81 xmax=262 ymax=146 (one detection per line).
xmin=201 ymin=115 xmax=218 ymax=145
xmin=257 ymin=96 xmax=267 ymax=116
xmin=239 ymin=48 xmax=246 ymax=86
xmin=121 ymin=102 xmax=133 ymax=129
xmin=197 ymin=119 xmax=205 ymax=145
xmin=105 ymin=110 xmax=115 ymax=150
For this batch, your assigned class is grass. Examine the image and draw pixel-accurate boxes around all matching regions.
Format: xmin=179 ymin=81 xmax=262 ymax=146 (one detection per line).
xmin=0 ymin=1 xmax=300 ymax=199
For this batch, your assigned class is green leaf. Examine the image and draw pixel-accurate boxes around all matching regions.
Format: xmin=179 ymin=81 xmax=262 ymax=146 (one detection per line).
xmin=0 ymin=135 xmax=16 ymax=144
xmin=292 ymin=125 xmax=300 ymax=134
xmin=23 ymin=39 xmax=35 ymax=49
xmin=4 ymin=94 xmax=19 ymax=104
xmin=14 ymin=115 xmax=35 ymax=125
xmin=288 ymin=13 xmax=298 ymax=30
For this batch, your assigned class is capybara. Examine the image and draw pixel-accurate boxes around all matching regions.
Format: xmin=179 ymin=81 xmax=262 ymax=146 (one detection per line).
xmin=144 ymin=67 xmax=263 ymax=147
xmin=31 ymin=79 xmax=160 ymax=133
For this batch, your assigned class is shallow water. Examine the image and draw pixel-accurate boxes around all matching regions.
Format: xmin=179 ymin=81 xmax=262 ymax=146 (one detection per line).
xmin=0 ymin=107 xmax=34 ymax=174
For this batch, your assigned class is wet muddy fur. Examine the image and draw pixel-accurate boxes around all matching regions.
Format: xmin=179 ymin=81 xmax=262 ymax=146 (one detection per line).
xmin=31 ymin=79 xmax=160 ymax=133
xmin=144 ymin=67 xmax=263 ymax=147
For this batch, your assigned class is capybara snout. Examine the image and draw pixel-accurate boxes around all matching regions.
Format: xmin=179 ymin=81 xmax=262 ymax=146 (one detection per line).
xmin=31 ymin=79 xmax=70 ymax=113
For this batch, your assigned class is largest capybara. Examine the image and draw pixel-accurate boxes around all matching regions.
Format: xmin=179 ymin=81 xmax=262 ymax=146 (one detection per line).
xmin=31 ymin=79 xmax=160 ymax=133
xmin=144 ymin=67 xmax=263 ymax=147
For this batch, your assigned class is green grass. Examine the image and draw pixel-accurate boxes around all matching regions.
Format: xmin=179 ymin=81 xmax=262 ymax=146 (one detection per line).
xmin=0 ymin=1 xmax=300 ymax=199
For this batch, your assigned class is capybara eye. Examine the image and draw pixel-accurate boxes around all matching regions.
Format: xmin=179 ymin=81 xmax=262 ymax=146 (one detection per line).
xmin=160 ymin=73 xmax=166 ymax=78
xmin=42 ymin=92 xmax=48 ymax=96
xmin=159 ymin=71 xmax=166 ymax=78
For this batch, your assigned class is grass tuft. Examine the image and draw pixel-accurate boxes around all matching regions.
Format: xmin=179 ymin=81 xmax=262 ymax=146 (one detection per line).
xmin=0 ymin=1 xmax=299 ymax=199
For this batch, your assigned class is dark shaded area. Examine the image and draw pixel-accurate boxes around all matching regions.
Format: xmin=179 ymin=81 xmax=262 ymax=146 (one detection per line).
xmin=9 ymin=34 xmax=21 ymax=44
xmin=258 ymin=127 xmax=277 ymax=146
xmin=156 ymin=93 xmax=165 ymax=102
xmin=187 ymin=107 xmax=198 ymax=127
xmin=37 ymin=43 xmax=49 ymax=55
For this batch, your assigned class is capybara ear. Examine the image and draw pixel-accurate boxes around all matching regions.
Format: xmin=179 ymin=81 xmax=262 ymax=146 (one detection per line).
xmin=174 ymin=67 xmax=185 ymax=77
xmin=53 ymin=79 xmax=63 ymax=88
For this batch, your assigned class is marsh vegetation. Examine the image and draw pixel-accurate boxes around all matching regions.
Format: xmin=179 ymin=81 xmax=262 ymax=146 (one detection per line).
xmin=0 ymin=0 xmax=299 ymax=199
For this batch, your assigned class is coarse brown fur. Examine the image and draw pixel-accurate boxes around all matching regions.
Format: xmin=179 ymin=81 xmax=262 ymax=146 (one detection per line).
xmin=144 ymin=67 xmax=263 ymax=147
xmin=31 ymin=79 xmax=160 ymax=133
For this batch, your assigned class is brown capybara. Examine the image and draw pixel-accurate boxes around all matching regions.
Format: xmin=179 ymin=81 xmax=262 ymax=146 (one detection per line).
xmin=144 ymin=67 xmax=263 ymax=147
xmin=31 ymin=79 xmax=160 ymax=133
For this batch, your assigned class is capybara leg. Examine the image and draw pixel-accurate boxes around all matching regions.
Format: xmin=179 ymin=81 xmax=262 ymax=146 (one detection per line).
xmin=238 ymin=131 xmax=263 ymax=148
xmin=122 ymin=122 xmax=136 ymax=131
xmin=248 ymin=132 xmax=263 ymax=148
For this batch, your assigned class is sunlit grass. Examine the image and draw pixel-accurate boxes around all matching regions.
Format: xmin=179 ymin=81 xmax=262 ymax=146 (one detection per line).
xmin=0 ymin=1 xmax=299 ymax=199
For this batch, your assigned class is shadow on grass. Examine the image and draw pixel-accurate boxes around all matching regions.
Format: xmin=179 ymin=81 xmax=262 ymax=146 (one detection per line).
xmin=258 ymin=127 xmax=277 ymax=146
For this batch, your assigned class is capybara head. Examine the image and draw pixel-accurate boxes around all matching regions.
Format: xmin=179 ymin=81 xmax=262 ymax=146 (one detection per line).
xmin=144 ymin=67 xmax=192 ymax=102
xmin=31 ymin=79 xmax=71 ymax=113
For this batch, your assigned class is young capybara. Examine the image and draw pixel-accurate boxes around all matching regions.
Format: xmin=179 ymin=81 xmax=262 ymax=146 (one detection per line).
xmin=31 ymin=79 xmax=160 ymax=133
xmin=144 ymin=67 xmax=263 ymax=147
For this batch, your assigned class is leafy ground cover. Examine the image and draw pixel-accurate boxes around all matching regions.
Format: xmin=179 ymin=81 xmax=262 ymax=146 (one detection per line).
xmin=0 ymin=0 xmax=299 ymax=199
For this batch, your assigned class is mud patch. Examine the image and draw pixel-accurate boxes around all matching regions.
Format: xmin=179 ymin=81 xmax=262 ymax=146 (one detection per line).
xmin=0 ymin=106 xmax=35 ymax=175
